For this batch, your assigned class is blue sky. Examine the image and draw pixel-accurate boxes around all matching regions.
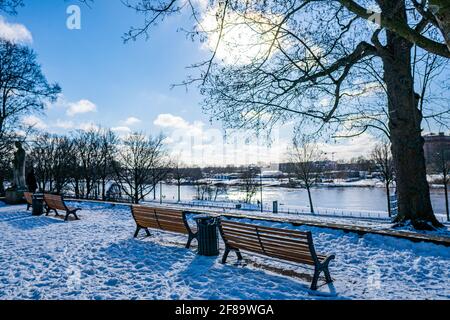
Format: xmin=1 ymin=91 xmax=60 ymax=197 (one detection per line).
xmin=2 ymin=0 xmax=312 ymax=166
xmin=8 ymin=0 xmax=208 ymax=133
xmin=1 ymin=1 xmax=447 ymax=166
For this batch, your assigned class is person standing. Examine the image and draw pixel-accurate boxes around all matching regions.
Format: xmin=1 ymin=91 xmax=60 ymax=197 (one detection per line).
xmin=26 ymin=168 xmax=38 ymax=193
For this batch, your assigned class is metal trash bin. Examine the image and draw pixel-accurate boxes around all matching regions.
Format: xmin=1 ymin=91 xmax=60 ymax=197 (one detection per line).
xmin=194 ymin=215 xmax=219 ymax=256
xmin=32 ymin=193 xmax=44 ymax=216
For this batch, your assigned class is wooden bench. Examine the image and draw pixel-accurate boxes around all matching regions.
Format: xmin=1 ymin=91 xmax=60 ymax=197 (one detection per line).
xmin=23 ymin=192 xmax=33 ymax=211
xmin=218 ymin=220 xmax=335 ymax=290
xmin=43 ymin=194 xmax=81 ymax=221
xmin=131 ymin=205 xmax=198 ymax=249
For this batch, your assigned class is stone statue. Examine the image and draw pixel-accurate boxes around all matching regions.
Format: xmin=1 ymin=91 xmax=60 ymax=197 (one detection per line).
xmin=5 ymin=141 xmax=27 ymax=204
xmin=12 ymin=141 xmax=27 ymax=191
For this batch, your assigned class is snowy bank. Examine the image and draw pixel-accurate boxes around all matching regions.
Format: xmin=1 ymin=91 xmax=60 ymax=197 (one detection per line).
xmin=0 ymin=202 xmax=448 ymax=300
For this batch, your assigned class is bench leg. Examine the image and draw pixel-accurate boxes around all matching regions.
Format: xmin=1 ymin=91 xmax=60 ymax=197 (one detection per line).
xmin=64 ymin=211 xmax=80 ymax=222
xmin=310 ymin=268 xmax=321 ymax=291
xmin=186 ymin=233 xmax=196 ymax=249
xmin=134 ymin=226 xmax=141 ymax=238
xmin=222 ymin=247 xmax=231 ymax=264
xmin=324 ymin=267 xmax=332 ymax=284
xmin=235 ymin=249 xmax=243 ymax=261
xmin=321 ymin=255 xmax=334 ymax=284
xmin=134 ymin=226 xmax=150 ymax=238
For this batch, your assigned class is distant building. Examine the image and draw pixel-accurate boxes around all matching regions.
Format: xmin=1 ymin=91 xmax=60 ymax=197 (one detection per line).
xmin=423 ymin=132 xmax=450 ymax=164
xmin=279 ymin=161 xmax=337 ymax=173
xmin=260 ymin=170 xmax=283 ymax=178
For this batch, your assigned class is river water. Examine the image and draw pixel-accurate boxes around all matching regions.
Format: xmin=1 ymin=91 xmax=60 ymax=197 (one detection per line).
xmin=152 ymin=183 xmax=448 ymax=216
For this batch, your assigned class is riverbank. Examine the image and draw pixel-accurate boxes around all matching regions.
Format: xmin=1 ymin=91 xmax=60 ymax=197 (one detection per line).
xmin=173 ymin=177 xmax=447 ymax=189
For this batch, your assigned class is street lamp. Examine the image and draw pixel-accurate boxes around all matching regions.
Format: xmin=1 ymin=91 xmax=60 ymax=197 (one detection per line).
xmin=260 ymin=168 xmax=263 ymax=213
xmin=160 ymin=180 xmax=163 ymax=205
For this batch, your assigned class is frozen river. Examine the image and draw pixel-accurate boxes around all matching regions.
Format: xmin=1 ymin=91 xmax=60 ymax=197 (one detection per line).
xmin=151 ymin=184 xmax=448 ymax=217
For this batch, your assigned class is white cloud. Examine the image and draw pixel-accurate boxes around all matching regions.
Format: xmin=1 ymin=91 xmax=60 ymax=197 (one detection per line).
xmin=154 ymin=113 xmax=190 ymax=129
xmin=0 ymin=16 xmax=32 ymax=43
xmin=154 ymin=113 xmax=205 ymax=138
xmin=123 ymin=117 xmax=141 ymax=126
xmin=318 ymin=133 xmax=379 ymax=161
xmin=22 ymin=115 xmax=47 ymax=130
xmin=112 ymin=126 xmax=131 ymax=134
xmin=67 ymin=99 xmax=97 ymax=116
xmin=154 ymin=113 xmax=288 ymax=166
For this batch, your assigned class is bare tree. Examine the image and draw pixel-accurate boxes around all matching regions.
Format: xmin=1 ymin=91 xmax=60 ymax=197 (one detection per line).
xmin=0 ymin=40 xmax=60 ymax=141
xmin=29 ymin=133 xmax=73 ymax=193
xmin=52 ymin=136 xmax=75 ymax=194
xmin=113 ymin=133 xmax=168 ymax=204
xmin=372 ymin=142 xmax=396 ymax=218
xmin=240 ymin=167 xmax=259 ymax=204
xmin=196 ymin=180 xmax=215 ymax=201
xmin=0 ymin=0 xmax=23 ymax=14
xmin=72 ymin=129 xmax=104 ymax=199
xmin=123 ymin=0 xmax=449 ymax=229
xmin=124 ymin=0 xmax=450 ymax=58
xmin=98 ymin=129 xmax=118 ymax=200
xmin=171 ymin=159 xmax=186 ymax=202
xmin=0 ymin=134 xmax=14 ymax=195
xmin=289 ymin=137 xmax=323 ymax=214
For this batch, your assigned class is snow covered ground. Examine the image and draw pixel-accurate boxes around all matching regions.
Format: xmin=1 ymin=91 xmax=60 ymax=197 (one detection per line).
xmin=0 ymin=201 xmax=449 ymax=300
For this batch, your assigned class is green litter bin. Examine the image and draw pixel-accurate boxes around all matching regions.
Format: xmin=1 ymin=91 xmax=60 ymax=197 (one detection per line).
xmin=32 ymin=193 xmax=44 ymax=216
xmin=194 ymin=215 xmax=219 ymax=256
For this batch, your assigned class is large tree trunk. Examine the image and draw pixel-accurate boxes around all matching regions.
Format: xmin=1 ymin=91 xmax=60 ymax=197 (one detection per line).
xmin=381 ymin=1 xmax=441 ymax=229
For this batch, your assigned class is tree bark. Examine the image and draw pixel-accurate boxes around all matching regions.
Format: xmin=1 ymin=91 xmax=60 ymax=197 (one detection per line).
xmin=0 ymin=176 xmax=4 ymax=196
xmin=381 ymin=3 xmax=442 ymax=229
xmin=306 ymin=186 xmax=314 ymax=214
xmin=102 ymin=178 xmax=106 ymax=201
xmin=74 ymin=179 xmax=80 ymax=199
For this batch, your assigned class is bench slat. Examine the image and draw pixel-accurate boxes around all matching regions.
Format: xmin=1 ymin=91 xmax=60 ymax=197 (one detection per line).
xmin=223 ymin=232 xmax=310 ymax=253
xmin=220 ymin=220 xmax=322 ymax=264
xmin=225 ymin=234 xmax=315 ymax=261
xmin=222 ymin=226 xmax=311 ymax=247
xmin=131 ymin=205 xmax=190 ymax=235
xmin=221 ymin=220 xmax=310 ymax=239
xmin=24 ymin=192 xmax=33 ymax=205
xmin=44 ymin=195 xmax=66 ymax=211
xmin=226 ymin=241 xmax=316 ymax=265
